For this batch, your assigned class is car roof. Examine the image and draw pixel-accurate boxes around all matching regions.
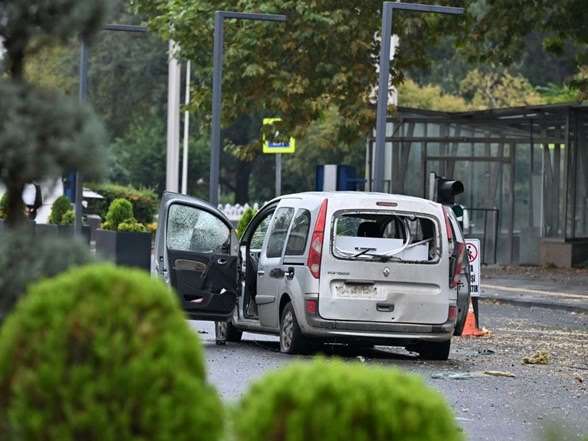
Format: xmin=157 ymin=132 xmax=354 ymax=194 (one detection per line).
xmin=268 ymin=191 xmax=441 ymax=208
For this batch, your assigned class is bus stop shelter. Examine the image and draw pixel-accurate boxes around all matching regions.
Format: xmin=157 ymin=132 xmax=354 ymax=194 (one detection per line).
xmin=365 ymin=104 xmax=588 ymax=267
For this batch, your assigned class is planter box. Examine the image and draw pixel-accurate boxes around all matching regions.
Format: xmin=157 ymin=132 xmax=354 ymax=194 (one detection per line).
xmin=540 ymin=239 xmax=588 ymax=268
xmin=95 ymin=229 xmax=151 ymax=271
xmin=33 ymin=224 xmax=91 ymax=244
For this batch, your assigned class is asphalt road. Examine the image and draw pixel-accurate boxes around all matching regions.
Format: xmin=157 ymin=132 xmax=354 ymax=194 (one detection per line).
xmin=189 ymin=302 xmax=588 ymax=441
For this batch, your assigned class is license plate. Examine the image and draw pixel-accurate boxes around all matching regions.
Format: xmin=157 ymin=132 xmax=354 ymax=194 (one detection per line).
xmin=336 ymin=284 xmax=378 ymax=299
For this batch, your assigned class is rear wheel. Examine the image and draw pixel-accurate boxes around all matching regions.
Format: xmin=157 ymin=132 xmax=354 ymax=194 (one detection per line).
xmin=417 ymin=340 xmax=451 ymax=361
xmin=280 ymin=302 xmax=309 ymax=354
xmin=454 ymin=254 xmax=471 ymax=336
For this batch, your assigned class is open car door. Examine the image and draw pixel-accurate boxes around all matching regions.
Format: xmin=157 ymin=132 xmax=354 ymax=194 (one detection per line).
xmin=154 ymin=192 xmax=239 ymax=321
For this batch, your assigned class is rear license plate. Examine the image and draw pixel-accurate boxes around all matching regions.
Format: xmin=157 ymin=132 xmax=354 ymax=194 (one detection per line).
xmin=336 ymin=284 xmax=378 ymax=299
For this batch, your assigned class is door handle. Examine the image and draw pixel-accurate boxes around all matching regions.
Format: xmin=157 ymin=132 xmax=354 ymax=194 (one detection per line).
xmin=286 ymin=267 xmax=295 ymax=280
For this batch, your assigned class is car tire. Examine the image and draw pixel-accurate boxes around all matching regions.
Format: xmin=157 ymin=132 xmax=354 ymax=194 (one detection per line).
xmin=280 ymin=302 xmax=309 ymax=354
xmin=417 ymin=340 xmax=451 ymax=361
xmin=454 ymin=255 xmax=471 ymax=336
xmin=215 ymin=320 xmax=243 ymax=345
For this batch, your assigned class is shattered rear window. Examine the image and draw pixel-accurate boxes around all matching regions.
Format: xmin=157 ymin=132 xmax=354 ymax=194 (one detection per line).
xmin=332 ymin=211 xmax=440 ymax=263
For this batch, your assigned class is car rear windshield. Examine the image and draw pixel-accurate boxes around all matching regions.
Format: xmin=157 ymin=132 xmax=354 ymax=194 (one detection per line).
xmin=332 ymin=211 xmax=440 ymax=263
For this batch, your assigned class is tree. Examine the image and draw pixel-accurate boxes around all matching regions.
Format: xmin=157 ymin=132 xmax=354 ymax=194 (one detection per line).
xmin=0 ymin=0 xmax=107 ymax=226
xmin=398 ymin=79 xmax=469 ymax=111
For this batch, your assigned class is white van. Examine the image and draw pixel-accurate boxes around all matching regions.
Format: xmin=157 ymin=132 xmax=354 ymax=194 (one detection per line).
xmin=154 ymin=191 xmax=469 ymax=360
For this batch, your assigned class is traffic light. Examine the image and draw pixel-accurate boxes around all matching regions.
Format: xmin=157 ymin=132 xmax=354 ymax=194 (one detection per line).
xmin=436 ymin=176 xmax=464 ymax=205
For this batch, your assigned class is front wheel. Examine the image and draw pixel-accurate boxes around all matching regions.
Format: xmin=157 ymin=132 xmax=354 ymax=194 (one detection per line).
xmin=417 ymin=340 xmax=451 ymax=361
xmin=280 ymin=302 xmax=309 ymax=354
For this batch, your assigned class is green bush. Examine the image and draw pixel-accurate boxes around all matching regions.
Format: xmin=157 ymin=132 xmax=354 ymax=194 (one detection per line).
xmin=87 ymin=183 xmax=157 ymax=224
xmin=236 ymin=207 xmax=257 ymax=239
xmin=102 ymin=198 xmax=134 ymax=231
xmin=48 ymin=195 xmax=72 ymax=224
xmin=61 ymin=209 xmax=75 ymax=225
xmin=235 ymin=359 xmax=463 ymax=441
xmin=0 ymin=193 xmax=7 ymax=220
xmin=118 ymin=217 xmax=147 ymax=233
xmin=0 ymin=264 xmax=224 ymax=441
xmin=0 ymin=228 xmax=94 ymax=321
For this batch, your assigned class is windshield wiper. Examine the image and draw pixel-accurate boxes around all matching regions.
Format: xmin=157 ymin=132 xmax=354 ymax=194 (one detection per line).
xmin=353 ymin=247 xmax=377 ymax=258
xmin=363 ymin=253 xmax=403 ymax=263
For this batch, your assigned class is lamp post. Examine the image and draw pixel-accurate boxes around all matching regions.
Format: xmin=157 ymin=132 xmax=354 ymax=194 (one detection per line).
xmin=372 ymin=2 xmax=463 ymax=194
xmin=209 ymin=11 xmax=287 ymax=207
xmin=76 ymin=24 xmax=148 ymax=234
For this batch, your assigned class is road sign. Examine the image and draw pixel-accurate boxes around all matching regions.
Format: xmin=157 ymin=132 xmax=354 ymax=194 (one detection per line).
xmin=262 ymin=118 xmax=296 ymax=154
xmin=466 ymin=239 xmax=481 ymax=298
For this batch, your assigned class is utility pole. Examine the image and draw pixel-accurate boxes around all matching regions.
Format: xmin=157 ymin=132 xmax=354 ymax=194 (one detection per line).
xmin=166 ymin=40 xmax=181 ymax=193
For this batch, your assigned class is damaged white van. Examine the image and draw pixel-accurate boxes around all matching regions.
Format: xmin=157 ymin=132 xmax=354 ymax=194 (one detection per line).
xmin=154 ymin=191 xmax=469 ymax=360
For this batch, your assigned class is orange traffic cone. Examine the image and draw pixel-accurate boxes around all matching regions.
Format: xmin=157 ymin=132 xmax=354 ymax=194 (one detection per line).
xmin=462 ymin=299 xmax=489 ymax=337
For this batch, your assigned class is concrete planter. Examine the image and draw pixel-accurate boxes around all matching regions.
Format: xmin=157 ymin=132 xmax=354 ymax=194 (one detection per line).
xmin=95 ymin=229 xmax=151 ymax=271
xmin=33 ymin=224 xmax=91 ymax=244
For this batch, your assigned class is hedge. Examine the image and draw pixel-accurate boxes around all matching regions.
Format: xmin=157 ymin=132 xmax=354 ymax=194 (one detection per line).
xmin=86 ymin=183 xmax=157 ymax=224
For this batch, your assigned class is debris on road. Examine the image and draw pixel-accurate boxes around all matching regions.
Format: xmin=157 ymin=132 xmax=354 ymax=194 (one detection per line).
xmin=478 ymin=348 xmax=496 ymax=355
xmin=432 ymin=370 xmax=516 ymax=380
xmin=574 ymin=374 xmax=584 ymax=384
xmin=523 ymin=351 xmax=550 ymax=365
xmin=356 ymin=356 xmax=366 ymax=363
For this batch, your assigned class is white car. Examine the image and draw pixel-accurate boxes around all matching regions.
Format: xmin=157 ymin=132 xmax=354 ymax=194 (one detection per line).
xmin=154 ymin=191 xmax=469 ymax=360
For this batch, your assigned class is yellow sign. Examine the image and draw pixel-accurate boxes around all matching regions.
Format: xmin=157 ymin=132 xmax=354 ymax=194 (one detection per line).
xmin=262 ymin=118 xmax=296 ymax=154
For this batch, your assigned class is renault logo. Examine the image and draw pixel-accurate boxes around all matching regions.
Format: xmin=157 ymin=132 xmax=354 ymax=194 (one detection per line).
xmin=383 ymin=267 xmax=391 ymax=277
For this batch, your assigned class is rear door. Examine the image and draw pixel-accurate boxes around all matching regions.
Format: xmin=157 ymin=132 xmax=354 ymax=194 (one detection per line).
xmin=319 ymin=198 xmax=451 ymax=325
xmin=154 ymin=192 xmax=238 ymax=321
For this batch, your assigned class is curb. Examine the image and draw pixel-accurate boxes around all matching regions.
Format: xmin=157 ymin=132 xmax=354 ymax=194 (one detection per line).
xmin=481 ymin=295 xmax=588 ymax=314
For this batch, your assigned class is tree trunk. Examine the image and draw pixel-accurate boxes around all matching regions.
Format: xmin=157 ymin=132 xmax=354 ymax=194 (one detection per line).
xmin=234 ymin=160 xmax=253 ymax=204
xmin=6 ymin=182 xmax=26 ymax=227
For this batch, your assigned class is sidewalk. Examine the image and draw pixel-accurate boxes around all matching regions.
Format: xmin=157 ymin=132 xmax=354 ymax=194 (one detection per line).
xmin=480 ymin=266 xmax=588 ymax=313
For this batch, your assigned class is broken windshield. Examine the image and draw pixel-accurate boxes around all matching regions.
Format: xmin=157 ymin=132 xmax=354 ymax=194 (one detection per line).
xmin=332 ymin=211 xmax=440 ymax=263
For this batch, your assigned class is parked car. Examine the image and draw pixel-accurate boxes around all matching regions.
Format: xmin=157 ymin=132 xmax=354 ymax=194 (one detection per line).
xmin=153 ymin=191 xmax=468 ymax=360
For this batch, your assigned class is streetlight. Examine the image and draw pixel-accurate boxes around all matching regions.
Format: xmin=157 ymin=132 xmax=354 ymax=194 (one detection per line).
xmin=372 ymin=2 xmax=463 ymax=194
xmin=209 ymin=11 xmax=287 ymax=207
xmin=76 ymin=24 xmax=148 ymax=234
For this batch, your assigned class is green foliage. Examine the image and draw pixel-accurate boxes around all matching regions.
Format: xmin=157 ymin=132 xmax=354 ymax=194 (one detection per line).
xmin=88 ymin=184 xmax=158 ymax=225
xmin=117 ymin=217 xmax=148 ymax=233
xmin=0 ymin=264 xmax=224 ymax=441
xmin=49 ymin=195 xmax=72 ymax=225
xmin=0 ymin=229 xmax=94 ymax=321
xmin=0 ymin=193 xmax=7 ymax=220
xmin=103 ymin=198 xmax=134 ymax=231
xmin=235 ymin=359 xmax=462 ymax=441
xmin=132 ymin=0 xmax=447 ymax=144
xmin=236 ymin=207 xmax=257 ymax=239
xmin=61 ymin=209 xmax=75 ymax=225
xmin=398 ymin=79 xmax=469 ymax=111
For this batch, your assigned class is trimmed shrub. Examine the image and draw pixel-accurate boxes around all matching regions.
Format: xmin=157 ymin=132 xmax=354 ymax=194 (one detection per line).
xmin=0 ymin=193 xmax=7 ymax=220
xmin=236 ymin=207 xmax=257 ymax=239
xmin=0 ymin=228 xmax=93 ymax=321
xmin=0 ymin=264 xmax=224 ymax=441
xmin=118 ymin=217 xmax=147 ymax=233
xmin=87 ymin=183 xmax=157 ymax=224
xmin=61 ymin=209 xmax=75 ymax=225
xmin=235 ymin=359 xmax=463 ymax=441
xmin=48 ymin=195 xmax=72 ymax=224
xmin=102 ymin=198 xmax=133 ymax=231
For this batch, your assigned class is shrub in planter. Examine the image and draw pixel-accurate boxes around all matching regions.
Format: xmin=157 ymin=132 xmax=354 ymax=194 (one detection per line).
xmin=235 ymin=359 xmax=462 ymax=441
xmin=48 ymin=195 xmax=72 ymax=224
xmin=87 ymin=183 xmax=157 ymax=225
xmin=0 ymin=264 xmax=223 ymax=441
xmin=96 ymin=200 xmax=151 ymax=271
xmin=61 ymin=209 xmax=75 ymax=225
xmin=236 ymin=207 xmax=257 ymax=239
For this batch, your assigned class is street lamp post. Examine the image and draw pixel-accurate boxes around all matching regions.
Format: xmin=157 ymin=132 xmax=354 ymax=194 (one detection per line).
xmin=76 ymin=24 xmax=148 ymax=234
xmin=209 ymin=11 xmax=287 ymax=207
xmin=373 ymin=2 xmax=463 ymax=194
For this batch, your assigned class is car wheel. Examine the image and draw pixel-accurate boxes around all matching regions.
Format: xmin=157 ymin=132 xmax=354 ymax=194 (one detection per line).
xmin=280 ymin=302 xmax=309 ymax=354
xmin=454 ymin=257 xmax=471 ymax=336
xmin=215 ymin=320 xmax=243 ymax=345
xmin=418 ymin=340 xmax=451 ymax=361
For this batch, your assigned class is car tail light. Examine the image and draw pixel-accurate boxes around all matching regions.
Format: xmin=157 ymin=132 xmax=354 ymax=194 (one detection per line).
xmin=450 ymin=241 xmax=466 ymax=289
xmin=448 ymin=305 xmax=458 ymax=322
xmin=307 ymin=199 xmax=328 ymax=279
xmin=305 ymin=299 xmax=318 ymax=315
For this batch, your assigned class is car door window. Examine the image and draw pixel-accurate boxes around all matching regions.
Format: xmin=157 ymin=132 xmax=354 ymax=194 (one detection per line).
xmin=167 ymin=204 xmax=230 ymax=253
xmin=266 ymin=207 xmax=295 ymax=258
xmin=285 ymin=209 xmax=311 ymax=256
xmin=250 ymin=214 xmax=273 ymax=251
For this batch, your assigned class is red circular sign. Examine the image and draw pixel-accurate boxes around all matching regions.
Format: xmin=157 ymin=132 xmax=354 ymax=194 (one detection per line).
xmin=466 ymin=243 xmax=479 ymax=263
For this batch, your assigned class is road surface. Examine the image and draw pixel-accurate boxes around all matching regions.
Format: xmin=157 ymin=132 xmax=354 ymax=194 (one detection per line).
xmin=190 ymin=302 xmax=588 ymax=441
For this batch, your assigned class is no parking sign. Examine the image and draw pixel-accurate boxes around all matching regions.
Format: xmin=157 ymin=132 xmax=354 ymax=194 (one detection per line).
xmin=466 ymin=239 xmax=481 ymax=298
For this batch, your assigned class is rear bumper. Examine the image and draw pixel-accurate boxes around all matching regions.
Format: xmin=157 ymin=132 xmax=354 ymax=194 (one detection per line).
xmin=301 ymin=312 xmax=454 ymax=344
